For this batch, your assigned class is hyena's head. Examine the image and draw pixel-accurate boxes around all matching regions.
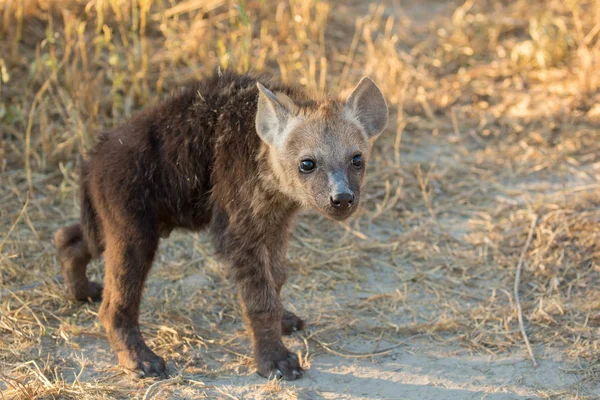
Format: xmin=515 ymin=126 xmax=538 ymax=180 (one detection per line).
xmin=256 ymin=77 xmax=388 ymax=221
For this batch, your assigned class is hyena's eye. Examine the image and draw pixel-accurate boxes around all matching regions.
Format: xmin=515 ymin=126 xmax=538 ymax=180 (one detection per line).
xmin=351 ymin=154 xmax=363 ymax=168
xmin=299 ymin=159 xmax=316 ymax=173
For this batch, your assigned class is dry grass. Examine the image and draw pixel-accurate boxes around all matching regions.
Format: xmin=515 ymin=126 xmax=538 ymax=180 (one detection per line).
xmin=1 ymin=0 xmax=600 ymax=398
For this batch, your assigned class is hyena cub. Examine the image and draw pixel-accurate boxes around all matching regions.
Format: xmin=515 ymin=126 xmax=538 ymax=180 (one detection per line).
xmin=55 ymin=71 xmax=388 ymax=380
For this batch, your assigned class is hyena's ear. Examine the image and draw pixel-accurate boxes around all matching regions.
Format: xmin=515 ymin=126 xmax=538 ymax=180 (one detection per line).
xmin=344 ymin=77 xmax=388 ymax=139
xmin=255 ymin=82 xmax=296 ymax=146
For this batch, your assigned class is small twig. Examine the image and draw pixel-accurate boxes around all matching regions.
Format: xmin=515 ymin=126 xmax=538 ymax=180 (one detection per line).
xmin=450 ymin=107 xmax=461 ymax=141
xmin=338 ymin=222 xmax=368 ymax=240
xmin=141 ymin=357 xmax=212 ymax=400
xmin=311 ymin=334 xmax=425 ymax=359
xmin=142 ymin=377 xmax=182 ymax=400
xmin=514 ymin=214 xmax=539 ymax=367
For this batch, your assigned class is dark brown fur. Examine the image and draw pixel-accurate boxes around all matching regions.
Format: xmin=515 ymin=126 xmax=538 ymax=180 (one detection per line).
xmin=55 ymin=71 xmax=387 ymax=380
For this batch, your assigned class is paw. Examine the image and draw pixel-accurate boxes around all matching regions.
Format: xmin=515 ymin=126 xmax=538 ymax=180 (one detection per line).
xmin=70 ymin=280 xmax=103 ymax=302
xmin=119 ymin=348 xmax=167 ymax=379
xmin=282 ymin=310 xmax=304 ymax=335
xmin=135 ymin=354 xmax=167 ymax=379
xmin=257 ymin=350 xmax=303 ymax=381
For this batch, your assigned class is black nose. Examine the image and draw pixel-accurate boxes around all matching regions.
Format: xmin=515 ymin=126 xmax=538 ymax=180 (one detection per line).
xmin=330 ymin=192 xmax=354 ymax=209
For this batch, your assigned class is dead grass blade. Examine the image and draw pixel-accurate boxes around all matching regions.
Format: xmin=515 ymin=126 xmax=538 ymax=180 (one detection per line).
xmin=514 ymin=214 xmax=539 ymax=367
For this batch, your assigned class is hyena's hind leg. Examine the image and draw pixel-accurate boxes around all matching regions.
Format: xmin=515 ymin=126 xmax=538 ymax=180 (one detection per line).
xmin=273 ymin=266 xmax=305 ymax=335
xmin=282 ymin=310 xmax=305 ymax=335
xmin=55 ymin=224 xmax=103 ymax=301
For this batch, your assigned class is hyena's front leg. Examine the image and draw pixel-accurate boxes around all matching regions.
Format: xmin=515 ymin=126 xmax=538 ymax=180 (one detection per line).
xmin=236 ymin=261 xmax=303 ymax=380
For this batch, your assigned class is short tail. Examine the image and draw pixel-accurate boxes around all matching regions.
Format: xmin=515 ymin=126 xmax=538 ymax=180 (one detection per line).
xmin=79 ymin=157 xmax=104 ymax=257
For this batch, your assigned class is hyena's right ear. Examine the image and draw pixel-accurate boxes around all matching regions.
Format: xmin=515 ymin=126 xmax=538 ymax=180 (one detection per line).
xmin=255 ymin=83 xmax=297 ymax=146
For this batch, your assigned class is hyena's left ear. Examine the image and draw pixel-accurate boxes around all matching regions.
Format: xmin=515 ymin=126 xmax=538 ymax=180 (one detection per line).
xmin=344 ymin=77 xmax=388 ymax=139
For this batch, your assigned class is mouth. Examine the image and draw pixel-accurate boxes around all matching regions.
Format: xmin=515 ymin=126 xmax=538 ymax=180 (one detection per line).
xmin=318 ymin=205 xmax=357 ymax=221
